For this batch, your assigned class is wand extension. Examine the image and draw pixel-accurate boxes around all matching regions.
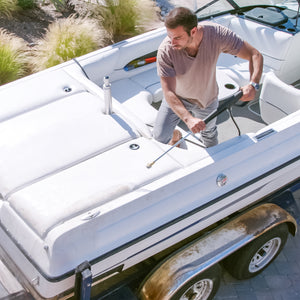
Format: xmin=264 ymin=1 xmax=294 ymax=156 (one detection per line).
xmin=146 ymin=131 xmax=192 ymax=168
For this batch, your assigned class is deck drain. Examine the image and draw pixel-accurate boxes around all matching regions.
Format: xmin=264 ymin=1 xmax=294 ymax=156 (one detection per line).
xmin=63 ymin=86 xmax=72 ymax=93
xmin=129 ymin=144 xmax=140 ymax=150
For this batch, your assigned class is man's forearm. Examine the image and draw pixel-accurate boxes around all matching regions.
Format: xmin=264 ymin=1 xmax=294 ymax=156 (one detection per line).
xmin=164 ymin=90 xmax=192 ymax=123
xmin=249 ymin=49 xmax=263 ymax=84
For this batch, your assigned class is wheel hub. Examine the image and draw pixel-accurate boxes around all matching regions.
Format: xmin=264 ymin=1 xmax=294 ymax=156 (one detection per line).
xmin=180 ymin=279 xmax=213 ymax=300
xmin=249 ymin=237 xmax=281 ymax=273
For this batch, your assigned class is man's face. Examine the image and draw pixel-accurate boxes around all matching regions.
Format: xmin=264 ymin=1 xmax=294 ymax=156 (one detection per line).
xmin=166 ymin=25 xmax=194 ymax=50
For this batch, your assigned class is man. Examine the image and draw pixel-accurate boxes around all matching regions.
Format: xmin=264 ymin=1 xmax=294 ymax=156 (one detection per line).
xmin=153 ymin=7 xmax=263 ymax=147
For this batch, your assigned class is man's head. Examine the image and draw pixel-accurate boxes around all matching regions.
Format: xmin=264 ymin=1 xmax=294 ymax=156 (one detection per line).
xmin=164 ymin=7 xmax=198 ymax=50
xmin=165 ymin=7 xmax=197 ymax=36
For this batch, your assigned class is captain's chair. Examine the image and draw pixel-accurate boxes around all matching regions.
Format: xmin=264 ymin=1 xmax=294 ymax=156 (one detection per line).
xmin=259 ymin=72 xmax=300 ymax=124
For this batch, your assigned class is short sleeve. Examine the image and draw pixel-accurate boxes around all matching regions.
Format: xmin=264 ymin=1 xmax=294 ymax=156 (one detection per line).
xmin=217 ymin=24 xmax=244 ymax=55
xmin=157 ymin=40 xmax=176 ymax=78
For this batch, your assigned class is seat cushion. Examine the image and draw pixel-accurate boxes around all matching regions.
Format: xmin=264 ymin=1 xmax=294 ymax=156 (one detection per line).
xmin=0 ymin=92 xmax=135 ymax=197
xmin=130 ymin=68 xmax=163 ymax=103
xmin=0 ymin=68 xmax=86 ymax=123
xmin=111 ymin=78 xmax=158 ymax=125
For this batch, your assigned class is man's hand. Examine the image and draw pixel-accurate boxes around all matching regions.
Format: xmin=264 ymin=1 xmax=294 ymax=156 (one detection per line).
xmin=186 ymin=115 xmax=206 ymax=133
xmin=161 ymin=76 xmax=206 ymax=134
xmin=240 ymin=84 xmax=256 ymax=102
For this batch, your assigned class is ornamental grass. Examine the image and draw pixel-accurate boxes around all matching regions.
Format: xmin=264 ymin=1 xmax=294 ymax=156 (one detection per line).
xmin=0 ymin=29 xmax=28 ymax=85
xmin=93 ymin=0 xmax=159 ymax=42
xmin=17 ymin=0 xmax=36 ymax=10
xmin=32 ymin=16 xmax=106 ymax=72
xmin=0 ymin=0 xmax=19 ymax=17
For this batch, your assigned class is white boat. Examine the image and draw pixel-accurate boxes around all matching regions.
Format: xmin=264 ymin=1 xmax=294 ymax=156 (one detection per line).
xmin=0 ymin=0 xmax=299 ymax=299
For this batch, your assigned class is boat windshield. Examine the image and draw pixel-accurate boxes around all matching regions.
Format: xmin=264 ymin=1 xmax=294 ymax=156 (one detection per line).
xmin=195 ymin=0 xmax=299 ymax=19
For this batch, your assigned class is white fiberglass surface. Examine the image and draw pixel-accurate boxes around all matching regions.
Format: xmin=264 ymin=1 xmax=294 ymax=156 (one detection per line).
xmin=0 ymin=92 xmax=138 ymax=198
xmin=6 ymin=137 xmax=182 ymax=238
xmin=195 ymin=0 xmax=299 ymax=19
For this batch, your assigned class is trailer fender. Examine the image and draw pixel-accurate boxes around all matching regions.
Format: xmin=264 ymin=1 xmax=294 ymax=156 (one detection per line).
xmin=139 ymin=203 xmax=297 ymax=300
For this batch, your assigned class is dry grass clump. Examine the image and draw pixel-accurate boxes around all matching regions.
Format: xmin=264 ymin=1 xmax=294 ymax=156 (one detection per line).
xmin=0 ymin=29 xmax=28 ymax=85
xmin=32 ymin=16 xmax=106 ymax=71
xmin=93 ymin=0 xmax=159 ymax=42
xmin=0 ymin=0 xmax=19 ymax=17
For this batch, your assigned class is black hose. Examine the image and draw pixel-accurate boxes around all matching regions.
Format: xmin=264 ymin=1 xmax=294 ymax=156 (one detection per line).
xmin=228 ymin=108 xmax=241 ymax=136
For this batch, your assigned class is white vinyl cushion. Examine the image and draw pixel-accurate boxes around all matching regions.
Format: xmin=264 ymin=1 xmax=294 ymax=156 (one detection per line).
xmin=229 ymin=17 xmax=293 ymax=61
xmin=131 ymin=68 xmax=163 ymax=103
xmin=260 ymin=72 xmax=300 ymax=124
xmin=0 ymin=92 xmax=135 ymax=197
xmin=6 ymin=137 xmax=180 ymax=238
xmin=111 ymin=78 xmax=158 ymax=125
xmin=0 ymin=69 xmax=86 ymax=123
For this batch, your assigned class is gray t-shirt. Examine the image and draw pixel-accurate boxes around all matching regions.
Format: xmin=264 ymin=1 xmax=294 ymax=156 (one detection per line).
xmin=157 ymin=22 xmax=243 ymax=108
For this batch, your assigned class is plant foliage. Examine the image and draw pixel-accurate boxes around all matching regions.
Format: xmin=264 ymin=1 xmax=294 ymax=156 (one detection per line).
xmin=0 ymin=29 xmax=28 ymax=85
xmin=17 ymin=0 xmax=36 ymax=9
xmin=0 ymin=0 xmax=19 ymax=17
xmin=49 ymin=0 xmax=74 ymax=15
xmin=32 ymin=16 xmax=106 ymax=71
xmin=93 ymin=0 xmax=158 ymax=42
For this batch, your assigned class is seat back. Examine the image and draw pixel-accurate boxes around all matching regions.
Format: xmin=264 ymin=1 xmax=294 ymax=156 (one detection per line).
xmin=77 ymin=27 xmax=166 ymax=86
xmin=260 ymin=72 xmax=300 ymax=124
xmin=228 ymin=17 xmax=293 ymax=71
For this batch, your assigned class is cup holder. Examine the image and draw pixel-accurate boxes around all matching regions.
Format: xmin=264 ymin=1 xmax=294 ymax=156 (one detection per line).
xmin=277 ymin=24 xmax=296 ymax=33
xmin=224 ymin=83 xmax=236 ymax=90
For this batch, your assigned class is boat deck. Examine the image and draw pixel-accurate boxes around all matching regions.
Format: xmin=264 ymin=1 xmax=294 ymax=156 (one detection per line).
xmin=217 ymin=100 xmax=265 ymax=143
xmin=152 ymin=95 xmax=266 ymax=147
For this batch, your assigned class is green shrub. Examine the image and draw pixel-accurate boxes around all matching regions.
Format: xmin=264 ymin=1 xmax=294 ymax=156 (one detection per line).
xmin=32 ymin=16 xmax=106 ymax=71
xmin=49 ymin=0 xmax=74 ymax=14
xmin=17 ymin=0 xmax=36 ymax=9
xmin=0 ymin=0 xmax=19 ymax=17
xmin=93 ymin=0 xmax=158 ymax=42
xmin=0 ymin=29 xmax=28 ymax=85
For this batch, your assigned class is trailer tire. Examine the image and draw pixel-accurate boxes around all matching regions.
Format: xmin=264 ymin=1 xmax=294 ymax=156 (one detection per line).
xmin=170 ymin=263 xmax=221 ymax=300
xmin=223 ymin=223 xmax=289 ymax=279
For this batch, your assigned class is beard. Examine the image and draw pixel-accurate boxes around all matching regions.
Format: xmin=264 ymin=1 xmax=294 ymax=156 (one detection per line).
xmin=172 ymin=44 xmax=183 ymax=50
xmin=171 ymin=36 xmax=193 ymax=51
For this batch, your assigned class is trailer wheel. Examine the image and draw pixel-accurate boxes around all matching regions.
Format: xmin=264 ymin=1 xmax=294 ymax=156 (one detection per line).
xmin=171 ymin=264 xmax=221 ymax=300
xmin=223 ymin=223 xmax=289 ymax=279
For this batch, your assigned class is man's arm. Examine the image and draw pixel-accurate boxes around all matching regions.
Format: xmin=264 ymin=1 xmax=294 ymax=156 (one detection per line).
xmin=236 ymin=41 xmax=263 ymax=101
xmin=161 ymin=76 xmax=206 ymax=133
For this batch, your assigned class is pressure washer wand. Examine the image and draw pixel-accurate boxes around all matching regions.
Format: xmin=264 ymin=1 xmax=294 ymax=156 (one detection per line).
xmin=146 ymin=131 xmax=192 ymax=169
xmin=146 ymin=90 xmax=243 ymax=169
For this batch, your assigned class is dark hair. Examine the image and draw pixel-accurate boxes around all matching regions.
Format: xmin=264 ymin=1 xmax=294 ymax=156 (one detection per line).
xmin=164 ymin=7 xmax=198 ymax=35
